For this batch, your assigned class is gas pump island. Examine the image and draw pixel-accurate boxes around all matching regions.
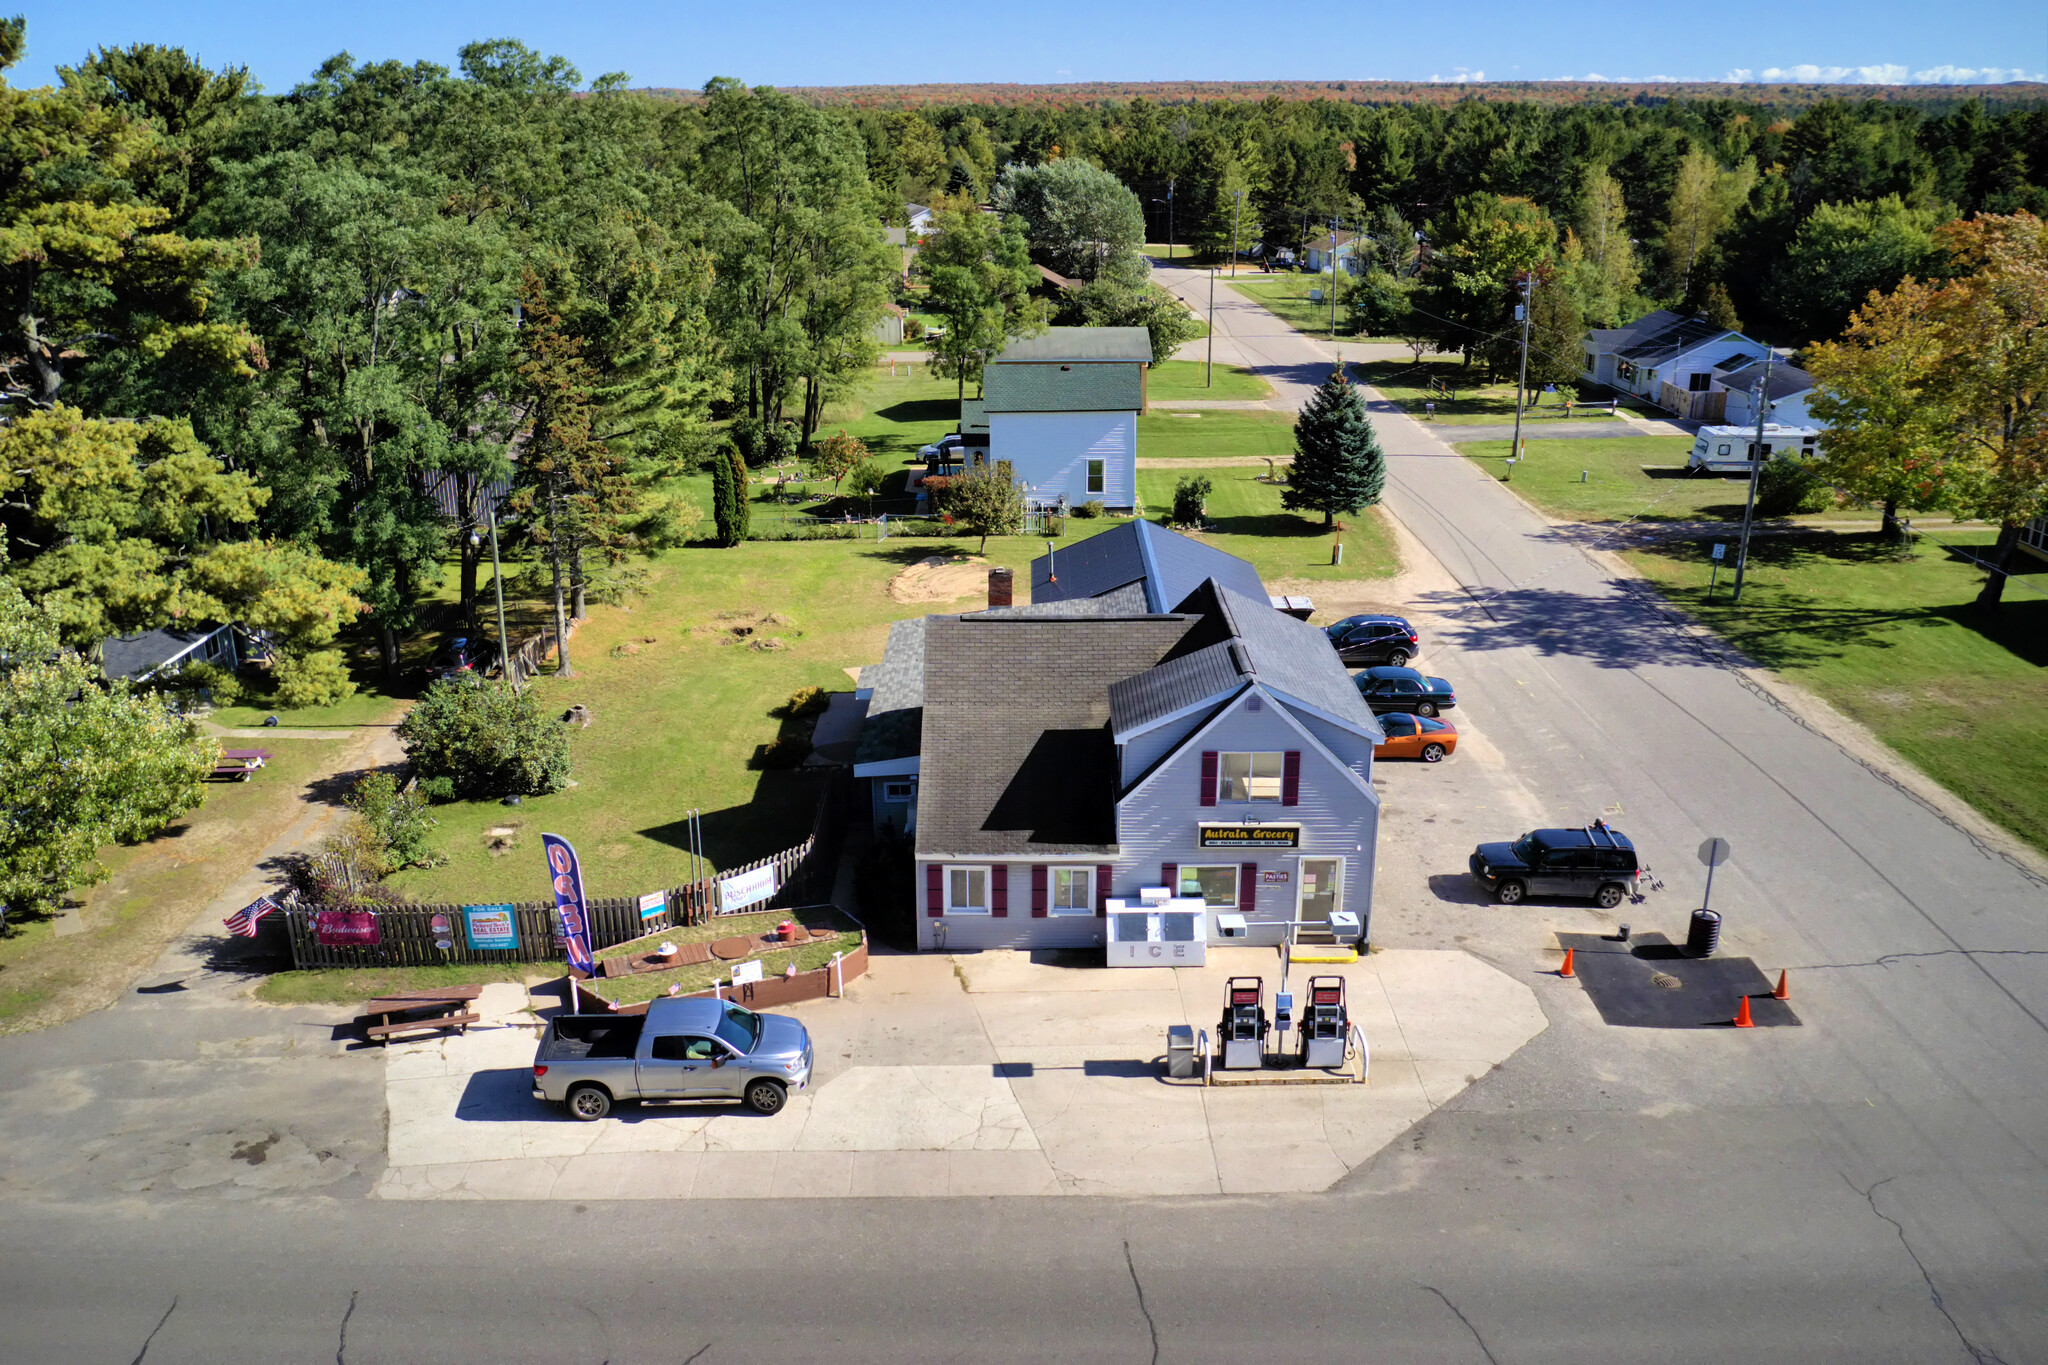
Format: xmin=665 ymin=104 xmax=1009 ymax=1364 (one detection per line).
xmin=1193 ymin=974 xmax=1364 ymax=1085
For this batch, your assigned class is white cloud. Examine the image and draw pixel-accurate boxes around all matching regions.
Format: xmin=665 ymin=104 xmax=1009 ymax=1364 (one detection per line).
xmin=1427 ymin=68 xmax=1485 ymax=82
xmin=1726 ymin=61 xmax=2043 ymax=84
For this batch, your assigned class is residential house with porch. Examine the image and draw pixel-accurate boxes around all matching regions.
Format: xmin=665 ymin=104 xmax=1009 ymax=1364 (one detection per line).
xmin=1580 ymin=311 xmax=1775 ymax=421
xmin=853 ymin=523 xmax=1383 ymax=955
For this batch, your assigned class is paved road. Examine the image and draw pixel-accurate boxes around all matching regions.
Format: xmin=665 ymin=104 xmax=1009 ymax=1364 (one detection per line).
xmin=2 ymin=271 xmax=2045 ymax=1361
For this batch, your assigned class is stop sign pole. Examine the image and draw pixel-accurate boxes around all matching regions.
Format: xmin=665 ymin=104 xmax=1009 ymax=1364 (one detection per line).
xmin=1698 ymin=837 xmax=1733 ymax=911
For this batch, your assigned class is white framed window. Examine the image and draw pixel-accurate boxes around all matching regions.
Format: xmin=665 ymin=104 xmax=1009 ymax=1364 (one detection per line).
xmin=1218 ymin=751 xmax=1284 ymax=802
xmin=1050 ymin=866 xmax=1093 ymax=915
xmin=881 ymin=780 xmax=914 ymax=803
xmin=1177 ymin=865 xmax=1240 ymax=907
xmin=946 ymin=866 xmax=990 ymax=914
xmin=1086 ymin=459 xmax=1105 ymax=494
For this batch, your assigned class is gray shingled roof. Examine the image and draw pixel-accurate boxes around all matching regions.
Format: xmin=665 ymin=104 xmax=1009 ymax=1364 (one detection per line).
xmin=1202 ymin=582 xmax=1382 ymax=736
xmin=1716 ymin=357 xmax=1816 ymax=399
xmin=968 ymin=581 xmax=1150 ymax=618
xmin=1107 ymin=641 xmax=1244 ymax=737
xmin=101 ymin=625 xmax=226 ymax=682
xmin=852 ymin=618 xmax=926 ymax=768
xmin=915 ymin=613 xmax=1195 ymax=856
xmin=982 ymin=360 xmax=1144 ymax=414
xmin=995 ymin=326 xmax=1154 ymax=363
xmin=1591 ymin=309 xmax=1683 ymax=355
xmin=1030 ymin=520 xmax=1265 ymax=613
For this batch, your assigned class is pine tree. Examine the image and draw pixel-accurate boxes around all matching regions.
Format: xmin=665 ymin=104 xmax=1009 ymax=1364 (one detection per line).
xmin=1283 ymin=367 xmax=1386 ymax=527
xmin=711 ymin=444 xmax=749 ymax=547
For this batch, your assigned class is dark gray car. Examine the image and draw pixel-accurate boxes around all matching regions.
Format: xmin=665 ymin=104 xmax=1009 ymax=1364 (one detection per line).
xmin=1469 ymin=825 xmax=1640 ymax=907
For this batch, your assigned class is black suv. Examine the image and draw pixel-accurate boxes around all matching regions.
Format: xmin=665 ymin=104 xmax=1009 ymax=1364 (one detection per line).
xmin=1354 ymin=666 xmax=1456 ymax=717
xmin=1325 ymin=615 xmax=1419 ymax=667
xmin=1469 ymin=824 xmax=1639 ymax=907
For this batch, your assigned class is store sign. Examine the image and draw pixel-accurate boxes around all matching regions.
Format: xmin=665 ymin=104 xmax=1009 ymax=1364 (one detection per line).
xmin=1261 ymin=870 xmax=1291 ymax=884
xmin=464 ymin=904 xmax=518 ymax=951
xmin=1199 ymin=823 xmax=1300 ymax=849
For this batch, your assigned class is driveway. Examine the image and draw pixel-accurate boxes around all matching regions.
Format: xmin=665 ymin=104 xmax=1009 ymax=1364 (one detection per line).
xmin=374 ymin=946 xmax=1544 ymax=1200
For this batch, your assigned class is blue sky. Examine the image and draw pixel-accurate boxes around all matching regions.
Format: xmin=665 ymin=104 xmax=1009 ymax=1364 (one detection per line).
xmin=19 ymin=0 xmax=2046 ymax=92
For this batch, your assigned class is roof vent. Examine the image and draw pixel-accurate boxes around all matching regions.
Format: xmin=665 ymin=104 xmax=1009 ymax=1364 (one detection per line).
xmin=1246 ymin=695 xmax=1261 ymax=711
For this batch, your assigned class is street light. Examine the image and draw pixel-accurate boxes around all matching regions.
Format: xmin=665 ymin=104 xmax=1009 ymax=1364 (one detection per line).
xmin=1150 ymin=178 xmax=1175 ymax=261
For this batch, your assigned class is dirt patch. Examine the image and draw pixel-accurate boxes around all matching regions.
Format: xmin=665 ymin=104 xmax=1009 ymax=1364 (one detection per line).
xmin=693 ymin=611 xmax=801 ymax=649
xmin=888 ymin=554 xmax=991 ymax=604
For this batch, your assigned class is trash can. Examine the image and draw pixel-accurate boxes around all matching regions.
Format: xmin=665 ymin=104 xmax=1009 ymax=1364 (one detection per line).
xmin=1686 ymin=908 xmax=1722 ymax=958
xmin=1166 ymin=1025 xmax=1196 ymax=1079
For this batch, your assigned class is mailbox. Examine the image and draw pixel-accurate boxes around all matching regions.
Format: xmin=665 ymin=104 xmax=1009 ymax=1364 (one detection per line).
xmin=1219 ymin=976 xmax=1267 ymax=1069
xmin=1298 ymin=976 xmax=1349 ymax=1069
xmin=1329 ymin=909 xmax=1360 ymax=942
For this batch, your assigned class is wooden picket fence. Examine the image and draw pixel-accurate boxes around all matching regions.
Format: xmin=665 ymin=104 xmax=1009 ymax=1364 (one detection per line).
xmin=502 ymin=617 xmax=575 ymax=687
xmin=279 ymin=768 xmax=851 ymax=970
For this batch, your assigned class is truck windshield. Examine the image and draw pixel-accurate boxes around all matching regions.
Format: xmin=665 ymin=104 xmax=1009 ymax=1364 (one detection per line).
xmin=1511 ymin=835 xmax=1539 ymax=863
xmin=715 ymin=1003 xmax=762 ymax=1054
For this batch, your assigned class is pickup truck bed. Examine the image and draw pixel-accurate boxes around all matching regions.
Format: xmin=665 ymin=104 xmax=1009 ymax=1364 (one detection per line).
xmin=538 ymin=1016 xmax=644 ymax=1062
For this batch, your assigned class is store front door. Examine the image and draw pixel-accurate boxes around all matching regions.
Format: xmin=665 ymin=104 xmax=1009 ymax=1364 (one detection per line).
xmin=1297 ymin=858 xmax=1341 ymax=930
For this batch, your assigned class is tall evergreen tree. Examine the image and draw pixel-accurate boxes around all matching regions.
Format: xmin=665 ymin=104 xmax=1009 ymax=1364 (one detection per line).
xmin=1284 ymin=368 xmax=1386 ymax=528
xmin=711 ymin=445 xmax=749 ymax=548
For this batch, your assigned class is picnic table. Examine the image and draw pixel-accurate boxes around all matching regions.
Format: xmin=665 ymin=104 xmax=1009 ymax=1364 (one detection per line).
xmin=359 ymin=986 xmax=483 ymax=1045
xmin=211 ymin=748 xmax=271 ymax=781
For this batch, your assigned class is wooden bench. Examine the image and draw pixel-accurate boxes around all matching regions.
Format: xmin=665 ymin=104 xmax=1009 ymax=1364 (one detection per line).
xmin=364 ymin=1011 xmax=479 ymax=1044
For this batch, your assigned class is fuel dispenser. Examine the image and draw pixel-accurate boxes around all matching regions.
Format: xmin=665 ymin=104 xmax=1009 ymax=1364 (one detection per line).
xmin=1219 ymin=977 xmax=1268 ymax=1070
xmin=1298 ymin=976 xmax=1349 ymax=1069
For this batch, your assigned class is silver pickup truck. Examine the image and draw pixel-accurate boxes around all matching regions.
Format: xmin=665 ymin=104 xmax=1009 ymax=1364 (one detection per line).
xmin=532 ymin=996 xmax=813 ymax=1120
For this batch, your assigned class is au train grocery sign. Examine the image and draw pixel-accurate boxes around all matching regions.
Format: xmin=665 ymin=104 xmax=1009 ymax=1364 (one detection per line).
xmin=1198 ymin=823 xmax=1301 ymax=848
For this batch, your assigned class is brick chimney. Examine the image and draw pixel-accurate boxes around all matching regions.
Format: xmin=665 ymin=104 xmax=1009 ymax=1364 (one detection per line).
xmin=987 ymin=566 xmax=1014 ymax=608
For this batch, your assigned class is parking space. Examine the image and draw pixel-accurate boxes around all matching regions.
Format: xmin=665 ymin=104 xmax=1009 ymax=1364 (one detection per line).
xmin=374 ymin=946 xmax=1545 ymax=1200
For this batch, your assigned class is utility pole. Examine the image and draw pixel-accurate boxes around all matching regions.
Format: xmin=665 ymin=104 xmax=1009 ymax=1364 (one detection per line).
xmin=1167 ymin=177 xmax=1175 ymax=261
xmin=1206 ymin=267 xmax=1217 ymax=388
xmin=484 ymin=498 xmax=515 ymax=691
xmin=1327 ymin=219 xmax=1340 ymax=340
xmin=1509 ymin=273 xmax=1534 ymax=470
xmin=1730 ymin=351 xmax=1776 ymax=604
xmin=1228 ymin=189 xmax=1244 ymax=279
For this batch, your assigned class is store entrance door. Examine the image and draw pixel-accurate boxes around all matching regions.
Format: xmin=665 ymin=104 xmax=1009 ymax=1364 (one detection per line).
xmin=1297 ymin=858 xmax=1341 ymax=937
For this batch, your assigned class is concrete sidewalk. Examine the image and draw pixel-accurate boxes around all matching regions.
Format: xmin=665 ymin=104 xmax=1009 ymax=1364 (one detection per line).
xmin=374 ymin=945 xmax=1544 ymax=1200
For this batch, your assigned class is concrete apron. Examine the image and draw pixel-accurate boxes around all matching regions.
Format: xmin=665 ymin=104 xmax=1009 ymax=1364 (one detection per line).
xmin=377 ymin=946 xmax=1543 ymax=1201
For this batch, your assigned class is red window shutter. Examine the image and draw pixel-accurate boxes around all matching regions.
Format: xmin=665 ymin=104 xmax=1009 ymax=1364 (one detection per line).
xmin=1238 ymin=863 xmax=1256 ymax=915
xmin=1199 ymin=751 xmax=1218 ymax=807
xmin=1282 ymin=750 xmax=1301 ymax=806
xmin=992 ymin=865 xmax=1009 ymax=918
xmin=1160 ymin=863 xmax=1177 ymax=896
xmin=1096 ymin=864 xmax=1113 ymax=918
xmin=1031 ymin=865 xmax=1047 ymax=918
xmin=926 ymin=863 xmax=943 ymax=918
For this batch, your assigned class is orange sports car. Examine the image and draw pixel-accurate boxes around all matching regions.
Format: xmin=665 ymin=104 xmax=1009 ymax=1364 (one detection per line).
xmin=1373 ymin=712 xmax=1458 ymax=762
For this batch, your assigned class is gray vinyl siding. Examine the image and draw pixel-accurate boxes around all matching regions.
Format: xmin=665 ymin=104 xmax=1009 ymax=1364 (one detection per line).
xmin=915 ymin=860 xmax=1104 ymax=951
xmin=1298 ymin=713 xmax=1374 ymax=782
xmin=1112 ymin=689 xmax=1379 ymax=946
xmin=1120 ymin=705 xmax=1221 ymax=787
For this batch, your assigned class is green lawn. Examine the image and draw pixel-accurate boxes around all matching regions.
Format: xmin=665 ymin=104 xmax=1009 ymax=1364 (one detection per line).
xmin=1230 ymin=274 xmax=1398 ymax=341
xmin=1136 ymin=467 xmax=1401 ymax=585
xmin=1146 ymin=360 xmax=1270 ymax=402
xmin=1139 ymin=409 xmax=1301 ymax=462
xmin=1627 ymin=530 xmax=2048 ymax=855
xmin=1458 ymin=437 xmax=1888 ymax=527
xmin=1355 ymin=359 xmax=1618 ymax=425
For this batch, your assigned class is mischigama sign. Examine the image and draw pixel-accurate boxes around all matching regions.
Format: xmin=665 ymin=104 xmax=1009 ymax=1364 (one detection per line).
xmin=1198 ymin=823 xmax=1301 ymax=849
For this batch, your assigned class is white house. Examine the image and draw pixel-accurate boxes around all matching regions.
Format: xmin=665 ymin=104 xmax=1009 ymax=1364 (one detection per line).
xmin=982 ymin=327 xmax=1151 ymax=510
xmin=1714 ymin=355 xmax=1820 ymax=428
xmin=905 ymin=203 xmax=934 ymax=233
xmin=1580 ymin=311 xmax=1774 ymax=420
xmin=1302 ymin=230 xmax=1366 ymax=276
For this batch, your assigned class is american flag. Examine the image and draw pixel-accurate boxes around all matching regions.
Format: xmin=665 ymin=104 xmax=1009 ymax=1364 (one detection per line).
xmin=223 ymin=895 xmax=280 ymax=938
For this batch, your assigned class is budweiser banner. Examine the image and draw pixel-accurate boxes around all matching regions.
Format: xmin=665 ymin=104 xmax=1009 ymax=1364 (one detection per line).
xmin=313 ymin=910 xmax=380 ymax=947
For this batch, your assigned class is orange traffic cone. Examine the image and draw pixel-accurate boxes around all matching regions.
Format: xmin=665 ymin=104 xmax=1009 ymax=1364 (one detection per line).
xmin=1773 ymin=970 xmax=1789 ymax=1001
xmin=1559 ymin=947 xmax=1575 ymax=978
xmin=1733 ymin=996 xmax=1755 ymax=1028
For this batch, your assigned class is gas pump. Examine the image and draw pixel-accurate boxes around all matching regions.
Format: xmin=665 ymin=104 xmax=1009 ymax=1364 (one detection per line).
xmin=1297 ymin=976 xmax=1349 ymax=1069
xmin=1219 ymin=977 xmax=1267 ymax=1070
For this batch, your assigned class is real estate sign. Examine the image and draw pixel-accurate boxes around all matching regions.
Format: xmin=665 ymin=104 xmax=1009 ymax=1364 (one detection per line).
xmin=637 ymin=890 xmax=667 ymax=921
xmin=464 ymin=904 xmax=518 ymax=951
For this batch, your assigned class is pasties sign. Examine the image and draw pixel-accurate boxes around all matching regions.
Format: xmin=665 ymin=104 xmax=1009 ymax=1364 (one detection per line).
xmin=1198 ymin=824 xmax=1300 ymax=848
